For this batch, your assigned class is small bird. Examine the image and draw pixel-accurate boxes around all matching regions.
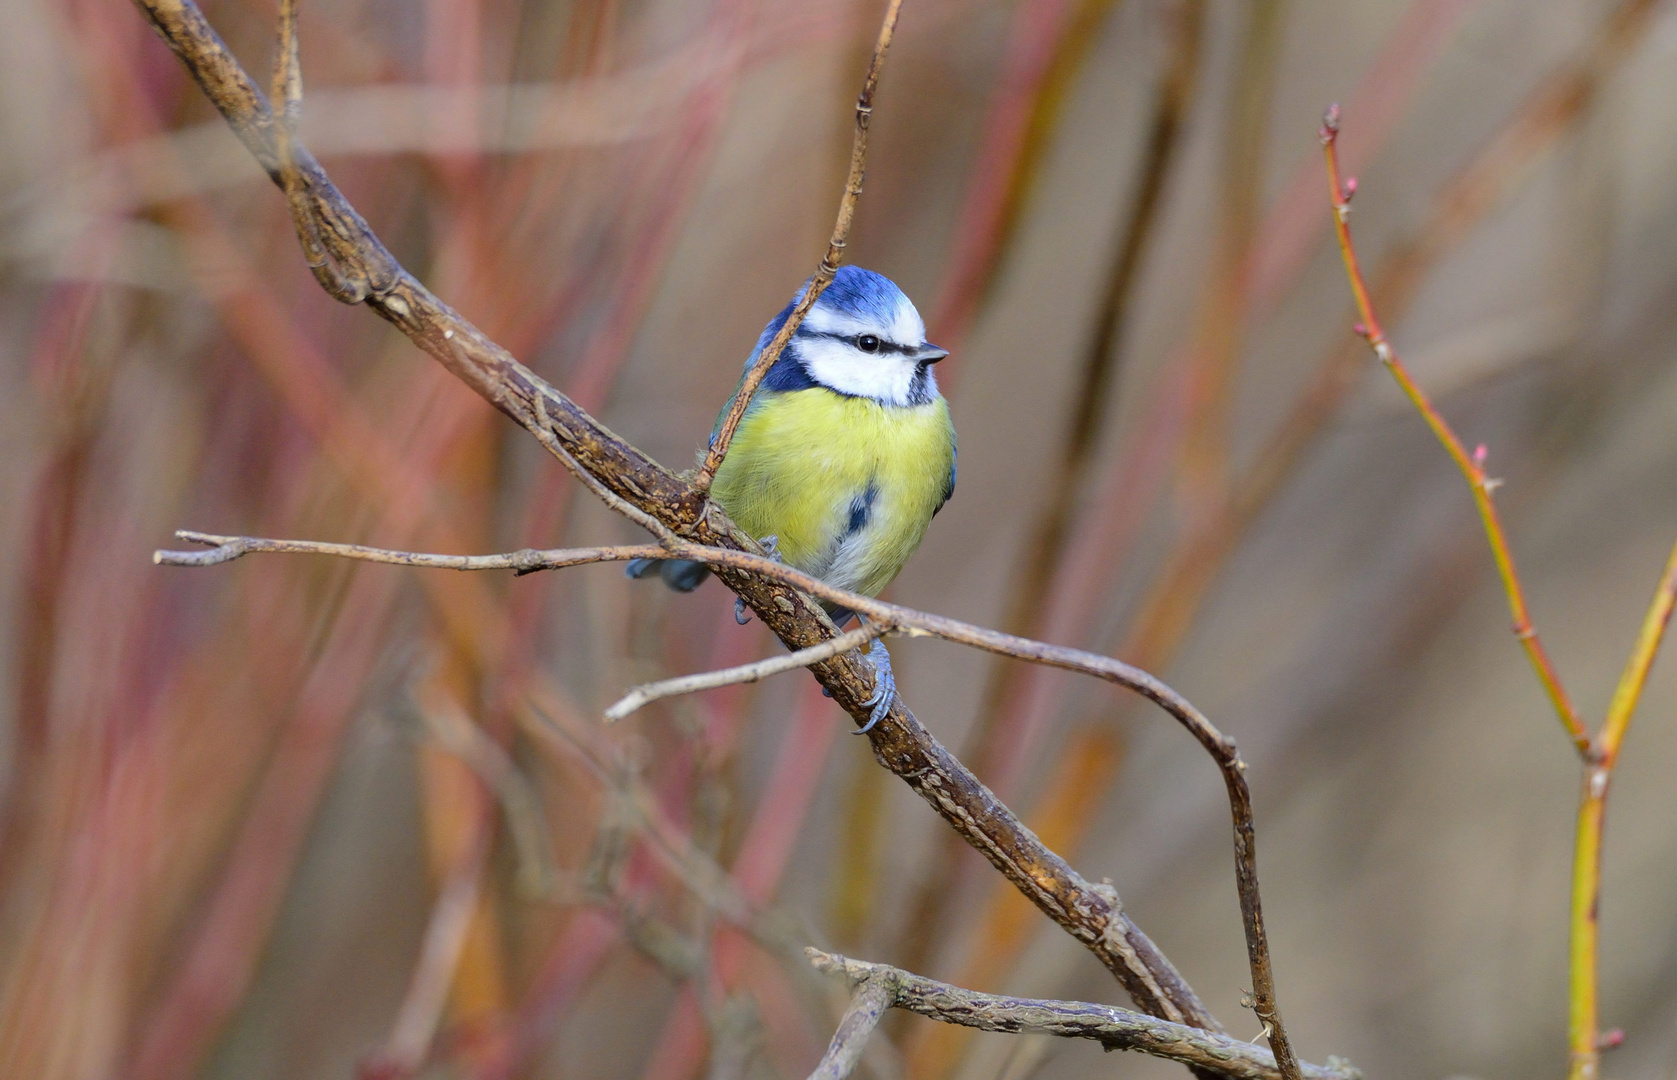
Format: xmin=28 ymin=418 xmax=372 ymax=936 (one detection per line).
xmin=628 ymin=266 xmax=956 ymax=731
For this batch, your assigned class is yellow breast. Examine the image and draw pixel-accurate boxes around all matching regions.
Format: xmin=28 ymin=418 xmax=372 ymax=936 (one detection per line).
xmin=710 ymin=389 xmax=955 ymax=599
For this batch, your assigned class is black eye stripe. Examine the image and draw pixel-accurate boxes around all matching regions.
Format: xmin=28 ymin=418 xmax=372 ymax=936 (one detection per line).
xmin=799 ymin=330 xmax=912 ymax=355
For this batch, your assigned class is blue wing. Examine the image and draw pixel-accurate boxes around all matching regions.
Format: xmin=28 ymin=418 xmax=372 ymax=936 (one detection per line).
xmin=934 ymin=445 xmax=956 ymax=516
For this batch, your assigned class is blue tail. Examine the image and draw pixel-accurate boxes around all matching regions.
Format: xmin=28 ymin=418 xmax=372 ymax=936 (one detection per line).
xmin=625 ymin=558 xmax=711 ymax=593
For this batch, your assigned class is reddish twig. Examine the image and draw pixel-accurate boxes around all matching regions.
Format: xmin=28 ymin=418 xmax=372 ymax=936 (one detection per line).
xmin=1320 ymin=105 xmax=1591 ymax=758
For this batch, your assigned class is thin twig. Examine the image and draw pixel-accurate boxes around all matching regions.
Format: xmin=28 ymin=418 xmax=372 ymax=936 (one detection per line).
xmin=1596 ymin=534 xmax=1677 ymax=765
xmin=695 ymin=0 xmax=904 ymax=489
xmin=155 ymin=531 xmax=1241 ymax=755
xmin=1320 ymin=105 xmax=1592 ymax=760
xmin=605 ymin=625 xmax=885 ymax=723
xmin=153 ymin=530 xmax=639 ymax=573
xmin=807 ymin=950 xmax=1357 ymax=1080
xmin=806 ymin=971 xmax=899 ymax=1080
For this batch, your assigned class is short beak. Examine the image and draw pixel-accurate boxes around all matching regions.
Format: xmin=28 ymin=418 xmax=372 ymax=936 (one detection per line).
xmin=916 ymin=344 xmax=949 ymax=364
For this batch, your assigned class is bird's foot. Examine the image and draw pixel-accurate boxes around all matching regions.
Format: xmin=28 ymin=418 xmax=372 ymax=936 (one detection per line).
xmin=733 ymin=537 xmax=784 ymax=626
xmin=855 ymin=639 xmax=896 ymax=734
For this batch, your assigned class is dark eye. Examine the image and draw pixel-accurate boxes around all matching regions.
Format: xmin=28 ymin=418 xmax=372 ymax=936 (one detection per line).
xmin=857 ymin=334 xmax=881 ymax=354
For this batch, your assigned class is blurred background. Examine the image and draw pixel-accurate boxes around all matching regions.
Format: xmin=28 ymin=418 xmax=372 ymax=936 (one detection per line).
xmin=5 ymin=0 xmax=1677 ymax=1077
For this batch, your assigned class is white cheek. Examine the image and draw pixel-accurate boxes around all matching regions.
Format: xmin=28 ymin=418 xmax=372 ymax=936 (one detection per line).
xmin=801 ymin=339 xmax=918 ymax=404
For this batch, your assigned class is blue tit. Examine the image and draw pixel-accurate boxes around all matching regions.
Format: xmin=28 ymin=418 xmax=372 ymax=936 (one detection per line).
xmin=628 ymin=265 xmax=957 ymax=732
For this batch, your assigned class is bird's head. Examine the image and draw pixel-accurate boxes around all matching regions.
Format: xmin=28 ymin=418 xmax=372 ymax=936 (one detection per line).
xmin=752 ymin=266 xmax=948 ymax=406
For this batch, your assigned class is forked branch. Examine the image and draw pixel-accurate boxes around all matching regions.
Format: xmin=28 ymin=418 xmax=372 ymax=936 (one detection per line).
xmin=805 ymin=950 xmax=1356 ymax=1080
xmin=1323 ymin=101 xmax=1677 ymax=1080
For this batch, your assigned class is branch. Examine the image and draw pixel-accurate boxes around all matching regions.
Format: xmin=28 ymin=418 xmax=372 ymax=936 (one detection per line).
xmin=605 ymin=625 xmax=886 ymax=723
xmin=806 ymin=950 xmax=1356 ymax=1080
xmin=696 ymin=0 xmax=905 ymax=489
xmin=155 ymin=533 xmax=1234 ymax=762
xmin=1569 ymin=533 xmax=1677 ymax=1078
xmin=131 ymin=0 xmax=1310 ymax=1065
xmin=1323 ymin=96 xmax=1677 ymax=1080
xmin=156 ymin=529 xmax=1300 ymax=1077
xmin=1597 ymin=535 xmax=1677 ymax=767
xmin=1320 ymin=105 xmax=1592 ymax=760
xmin=806 ymin=971 xmax=899 ymax=1080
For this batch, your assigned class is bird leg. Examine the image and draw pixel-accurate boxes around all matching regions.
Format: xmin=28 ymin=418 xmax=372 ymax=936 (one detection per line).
xmin=855 ymin=637 xmax=896 ymax=734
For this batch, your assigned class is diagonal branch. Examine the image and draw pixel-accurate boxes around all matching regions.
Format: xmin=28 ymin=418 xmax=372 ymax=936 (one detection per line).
xmin=696 ymin=0 xmax=905 ymax=489
xmin=131 ymin=3 xmax=1319 ymax=1074
xmin=806 ymin=950 xmax=1356 ymax=1080
xmin=1320 ymin=104 xmax=1591 ymax=760
xmin=806 ymin=970 xmax=899 ymax=1080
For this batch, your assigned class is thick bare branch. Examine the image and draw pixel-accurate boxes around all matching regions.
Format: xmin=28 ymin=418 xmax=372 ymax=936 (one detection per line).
xmin=807 ymin=951 xmax=1356 ymax=1080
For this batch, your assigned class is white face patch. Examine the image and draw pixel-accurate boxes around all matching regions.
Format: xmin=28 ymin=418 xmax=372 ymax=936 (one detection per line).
xmin=798 ymin=335 xmax=925 ymax=405
xmin=796 ymin=291 xmax=935 ymax=405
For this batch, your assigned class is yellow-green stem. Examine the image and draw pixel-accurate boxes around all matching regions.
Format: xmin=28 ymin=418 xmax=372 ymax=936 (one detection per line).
xmin=1570 ymin=534 xmax=1677 ymax=1078
xmin=1319 ymin=109 xmax=1677 ymax=1080
xmin=1568 ymin=770 xmax=1606 ymax=1080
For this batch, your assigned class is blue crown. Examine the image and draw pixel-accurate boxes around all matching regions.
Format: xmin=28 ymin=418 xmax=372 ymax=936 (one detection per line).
xmin=811 ymin=265 xmax=911 ymax=324
xmin=750 ymin=266 xmax=911 ymax=363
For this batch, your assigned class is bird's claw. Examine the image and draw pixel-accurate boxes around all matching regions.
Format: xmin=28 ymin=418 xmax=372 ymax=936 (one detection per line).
xmin=734 ymin=537 xmax=784 ymax=626
xmin=855 ymin=639 xmax=895 ymax=734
